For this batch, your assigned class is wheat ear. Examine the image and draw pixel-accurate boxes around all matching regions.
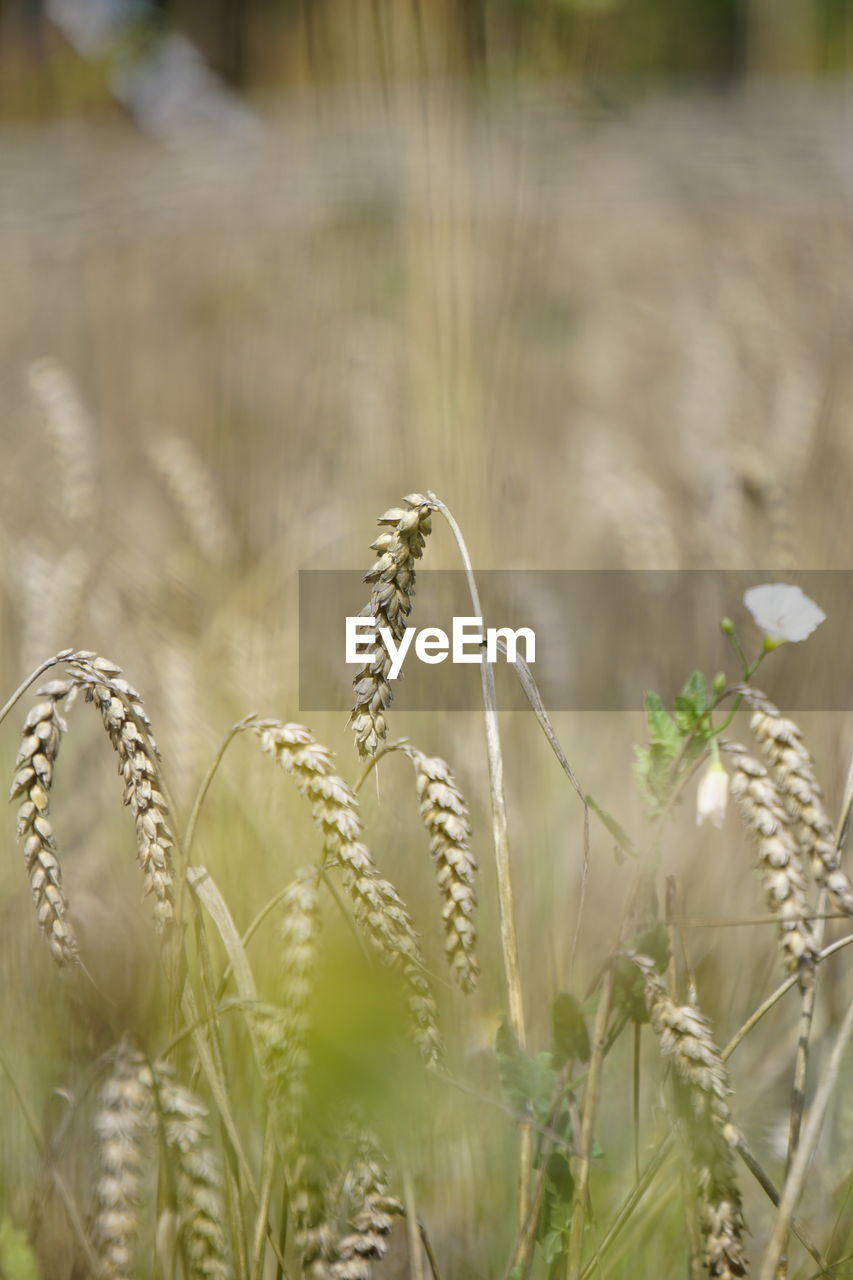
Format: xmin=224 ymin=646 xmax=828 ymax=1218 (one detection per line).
xmin=727 ymin=742 xmax=819 ymax=981
xmin=400 ymin=745 xmax=478 ymax=993
xmin=250 ymin=719 xmax=442 ymax=1065
xmin=153 ymin=1066 xmax=231 ymax=1280
xmin=633 ymin=955 xmax=748 ymax=1280
xmin=741 ymin=687 xmax=853 ymax=915
xmin=11 ymin=654 xmax=176 ymax=964
xmin=68 ymin=654 xmax=176 ymax=929
xmin=351 ymin=494 xmax=435 ymax=757
xmin=258 ymin=873 xmax=321 ymax=1136
xmin=331 ymin=1133 xmax=404 ymax=1280
xmin=10 ymin=677 xmax=78 ymax=964
xmin=94 ymin=1043 xmax=154 ymax=1280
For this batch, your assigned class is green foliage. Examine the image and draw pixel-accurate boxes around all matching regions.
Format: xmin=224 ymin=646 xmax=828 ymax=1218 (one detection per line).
xmin=551 ymin=992 xmax=590 ymax=1068
xmin=495 ymin=1018 xmax=557 ymax=1122
xmin=633 ymin=676 xmax=713 ymax=813
xmin=0 ymin=1219 xmax=39 ymax=1280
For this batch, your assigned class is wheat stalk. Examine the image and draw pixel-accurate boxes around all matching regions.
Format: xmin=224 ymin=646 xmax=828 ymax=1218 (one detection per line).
xmin=633 ymin=955 xmax=748 ymax=1280
xmin=401 ymin=744 xmax=478 ymax=993
xmin=94 ymin=1043 xmax=154 ymax=1280
xmin=351 ymin=494 xmax=436 ymax=757
xmin=9 ymin=675 xmax=78 ymax=965
xmin=727 ymin=741 xmax=819 ymax=982
xmin=250 ymin=718 xmax=442 ymax=1065
xmin=741 ymin=687 xmax=853 ymax=915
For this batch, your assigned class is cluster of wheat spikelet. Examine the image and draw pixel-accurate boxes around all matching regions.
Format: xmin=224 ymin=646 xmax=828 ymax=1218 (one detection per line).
xmin=330 ymin=1132 xmax=404 ymax=1280
xmin=633 ymin=955 xmax=748 ymax=1280
xmin=10 ymin=652 xmax=176 ymax=965
xmin=94 ymin=1043 xmax=229 ymax=1280
xmin=728 ymin=741 xmax=819 ymax=981
xmin=351 ymin=494 xmax=435 ymax=757
xmin=741 ymin=687 xmax=853 ymax=914
xmin=402 ymin=744 xmax=478 ymax=993
xmin=249 ymin=717 xmax=443 ymax=1064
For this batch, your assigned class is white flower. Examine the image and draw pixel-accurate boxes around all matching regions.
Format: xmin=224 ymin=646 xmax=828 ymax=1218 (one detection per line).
xmin=743 ymin=584 xmax=826 ymax=643
xmin=696 ymin=760 xmax=729 ymax=829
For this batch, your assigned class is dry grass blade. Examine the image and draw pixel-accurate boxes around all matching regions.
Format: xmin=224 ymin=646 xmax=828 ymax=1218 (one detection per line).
xmin=727 ymin=741 xmax=819 ymax=982
xmin=94 ymin=1042 xmax=154 ymax=1280
xmin=250 ymin=717 xmax=443 ymax=1065
xmin=633 ymin=955 xmax=748 ymax=1280
xmin=401 ymin=745 xmax=478 ymax=993
xmin=331 ymin=1132 xmax=404 ymax=1280
xmin=153 ymin=1065 xmax=231 ymax=1280
xmin=9 ymin=675 xmax=78 ymax=965
xmin=350 ymin=494 xmax=435 ymax=757
xmin=742 ymin=687 xmax=853 ymax=914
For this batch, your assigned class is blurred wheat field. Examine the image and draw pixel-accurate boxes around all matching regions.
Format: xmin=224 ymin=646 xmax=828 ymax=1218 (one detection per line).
xmin=2 ymin=50 xmax=853 ymax=1280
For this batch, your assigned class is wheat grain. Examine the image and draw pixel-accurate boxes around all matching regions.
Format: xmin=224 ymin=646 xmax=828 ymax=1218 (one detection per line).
xmin=742 ymin=687 xmax=853 ymax=915
xmin=402 ymin=745 xmax=478 ymax=993
xmin=250 ymin=718 xmax=442 ymax=1065
xmin=94 ymin=1043 xmax=154 ymax=1280
xmin=9 ymin=676 xmax=78 ymax=965
xmin=65 ymin=654 xmax=175 ymax=931
xmin=633 ymin=955 xmax=747 ymax=1280
xmin=351 ymin=494 xmax=435 ymax=757
xmin=728 ymin=741 xmax=818 ymax=980
xmin=331 ymin=1132 xmax=403 ymax=1280
xmin=153 ymin=1067 xmax=231 ymax=1280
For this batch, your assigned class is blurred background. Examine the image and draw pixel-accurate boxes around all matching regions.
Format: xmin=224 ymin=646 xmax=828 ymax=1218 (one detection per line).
xmin=2 ymin=2 xmax=853 ymax=1276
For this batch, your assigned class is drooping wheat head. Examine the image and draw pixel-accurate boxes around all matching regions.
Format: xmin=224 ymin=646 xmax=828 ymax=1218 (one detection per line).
xmin=402 ymin=744 xmax=478 ymax=993
xmin=727 ymin=741 xmax=819 ymax=982
xmin=331 ymin=1131 xmax=404 ymax=1280
xmin=10 ymin=676 xmax=78 ymax=965
xmin=10 ymin=653 xmax=175 ymax=965
xmin=633 ymin=955 xmax=747 ymax=1280
xmin=66 ymin=654 xmax=176 ymax=931
xmin=351 ymin=495 xmax=436 ymax=757
xmin=94 ymin=1042 xmax=154 ymax=1280
xmin=250 ymin=718 xmax=442 ymax=1064
xmin=742 ymin=687 xmax=853 ymax=915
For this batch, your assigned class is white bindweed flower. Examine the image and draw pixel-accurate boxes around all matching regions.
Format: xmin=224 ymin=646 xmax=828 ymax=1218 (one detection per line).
xmin=696 ymin=759 xmax=729 ymax=829
xmin=743 ymin=583 xmax=826 ymax=643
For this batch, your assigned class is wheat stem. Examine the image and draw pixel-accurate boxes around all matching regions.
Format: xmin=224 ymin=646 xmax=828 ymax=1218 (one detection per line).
xmin=759 ymin=993 xmax=853 ymax=1280
xmin=567 ymin=964 xmax=615 ymax=1280
xmin=426 ymin=492 xmax=531 ymax=1222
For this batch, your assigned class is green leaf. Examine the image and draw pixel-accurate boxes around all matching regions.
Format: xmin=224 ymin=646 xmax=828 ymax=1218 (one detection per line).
xmin=551 ymin=992 xmax=591 ymax=1068
xmin=644 ymin=691 xmax=680 ymax=757
xmin=536 ymin=1151 xmax=574 ymax=1260
xmin=495 ymin=1019 xmax=556 ymax=1119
